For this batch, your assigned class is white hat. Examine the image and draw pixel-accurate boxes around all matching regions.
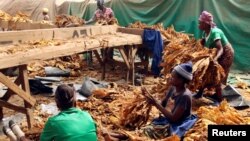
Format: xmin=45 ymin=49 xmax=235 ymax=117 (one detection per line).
xmin=173 ymin=61 xmax=193 ymax=81
xmin=43 ymin=8 xmax=49 ymax=13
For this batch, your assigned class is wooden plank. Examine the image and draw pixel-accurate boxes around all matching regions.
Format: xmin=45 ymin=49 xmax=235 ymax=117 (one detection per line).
xmin=132 ymin=46 xmax=138 ymax=60
xmin=0 ymin=33 xmax=142 ymax=69
xmin=0 ymin=72 xmax=36 ymax=106
xmin=0 ymin=76 xmax=21 ymax=120
xmin=53 ymin=25 xmax=118 ymax=40
xmin=2 ymin=76 xmax=21 ymax=100
xmin=19 ymin=65 xmax=31 ymax=107
xmin=40 ymin=23 xmax=57 ymax=29
xmin=53 ymin=26 xmax=91 ymax=39
xmin=0 ymin=25 xmax=131 ymax=45
xmin=118 ymin=48 xmax=130 ymax=69
xmin=0 ymin=29 xmax=54 ymax=45
xmin=131 ymin=46 xmax=138 ymax=85
xmin=16 ymin=22 xmax=32 ymax=30
xmin=100 ymin=25 xmax=117 ymax=35
xmin=117 ymin=27 xmax=144 ymax=36
xmin=0 ymin=99 xmax=26 ymax=114
xmin=127 ymin=46 xmax=132 ymax=83
xmin=26 ymin=108 xmax=34 ymax=129
xmin=101 ymin=49 xmax=107 ymax=80
xmin=0 ymin=20 xmax=9 ymax=29
xmin=0 ymin=41 xmax=90 ymax=69
xmin=93 ymin=50 xmax=103 ymax=66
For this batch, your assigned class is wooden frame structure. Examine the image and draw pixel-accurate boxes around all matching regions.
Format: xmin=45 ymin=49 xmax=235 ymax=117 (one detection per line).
xmin=0 ymin=25 xmax=143 ymax=127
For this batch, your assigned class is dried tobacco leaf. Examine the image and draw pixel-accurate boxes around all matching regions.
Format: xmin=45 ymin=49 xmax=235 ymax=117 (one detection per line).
xmin=55 ymin=14 xmax=85 ymax=28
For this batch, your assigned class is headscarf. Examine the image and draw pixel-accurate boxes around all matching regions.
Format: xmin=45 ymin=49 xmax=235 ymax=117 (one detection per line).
xmin=173 ymin=61 xmax=193 ymax=81
xmin=199 ymin=11 xmax=216 ymax=28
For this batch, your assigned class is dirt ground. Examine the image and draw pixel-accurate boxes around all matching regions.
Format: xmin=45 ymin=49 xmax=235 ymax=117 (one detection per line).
xmin=0 ymin=59 xmax=155 ymax=140
xmin=0 ymin=59 xmax=250 ymax=141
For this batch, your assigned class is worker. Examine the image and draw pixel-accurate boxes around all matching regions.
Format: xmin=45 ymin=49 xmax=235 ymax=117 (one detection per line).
xmin=141 ymin=62 xmax=196 ymax=139
xmin=194 ymin=11 xmax=234 ymax=102
xmin=3 ymin=84 xmax=97 ymax=141
xmin=42 ymin=8 xmax=50 ymax=21
xmin=40 ymin=84 xmax=97 ymax=141
xmin=85 ymin=0 xmax=115 ymax=65
xmin=85 ymin=0 xmax=114 ymax=24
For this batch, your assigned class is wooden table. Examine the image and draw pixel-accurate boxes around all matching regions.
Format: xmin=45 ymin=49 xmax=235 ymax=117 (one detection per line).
xmin=0 ymin=25 xmax=143 ymax=128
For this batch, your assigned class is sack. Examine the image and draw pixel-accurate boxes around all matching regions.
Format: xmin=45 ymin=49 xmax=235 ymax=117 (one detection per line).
xmin=77 ymin=77 xmax=109 ymax=97
xmin=44 ymin=67 xmax=70 ymax=77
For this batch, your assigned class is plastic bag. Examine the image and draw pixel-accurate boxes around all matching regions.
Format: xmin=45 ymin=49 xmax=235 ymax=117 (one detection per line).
xmin=77 ymin=77 xmax=109 ymax=97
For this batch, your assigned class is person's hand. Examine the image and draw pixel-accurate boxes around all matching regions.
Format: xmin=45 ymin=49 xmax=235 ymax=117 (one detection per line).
xmin=212 ymin=58 xmax=218 ymax=64
xmin=145 ymin=95 xmax=157 ymax=105
xmin=102 ymin=128 xmax=109 ymax=136
xmin=141 ymin=87 xmax=157 ymax=105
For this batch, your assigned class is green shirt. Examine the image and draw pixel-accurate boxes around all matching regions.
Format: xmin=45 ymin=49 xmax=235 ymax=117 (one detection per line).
xmin=40 ymin=108 xmax=97 ymax=141
xmin=203 ymin=27 xmax=229 ymax=48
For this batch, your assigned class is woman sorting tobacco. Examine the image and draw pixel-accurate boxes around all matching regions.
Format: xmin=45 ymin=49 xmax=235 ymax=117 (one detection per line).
xmin=194 ymin=11 xmax=234 ymax=102
xmin=142 ymin=62 xmax=196 ymax=139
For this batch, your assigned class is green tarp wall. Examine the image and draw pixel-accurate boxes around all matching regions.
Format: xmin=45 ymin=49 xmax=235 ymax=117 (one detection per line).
xmin=69 ymin=0 xmax=250 ymax=71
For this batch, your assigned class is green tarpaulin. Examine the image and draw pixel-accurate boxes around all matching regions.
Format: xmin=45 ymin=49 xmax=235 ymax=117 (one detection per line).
xmin=69 ymin=0 xmax=250 ymax=71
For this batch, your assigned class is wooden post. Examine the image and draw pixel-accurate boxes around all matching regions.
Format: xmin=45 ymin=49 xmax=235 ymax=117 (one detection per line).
xmin=101 ymin=49 xmax=107 ymax=80
xmin=118 ymin=48 xmax=130 ymax=69
xmin=0 ymin=76 xmax=21 ymax=120
xmin=19 ymin=65 xmax=34 ymax=129
xmin=118 ymin=47 xmax=130 ymax=82
xmin=0 ymin=68 xmax=35 ymax=128
xmin=131 ymin=46 xmax=138 ymax=85
xmin=93 ymin=50 xmax=103 ymax=66
xmin=0 ymin=73 xmax=36 ymax=106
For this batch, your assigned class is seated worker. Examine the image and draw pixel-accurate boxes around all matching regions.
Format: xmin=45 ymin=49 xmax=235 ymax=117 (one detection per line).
xmin=42 ymin=8 xmax=50 ymax=21
xmin=3 ymin=84 xmax=97 ymax=141
xmin=85 ymin=0 xmax=114 ymax=24
xmin=141 ymin=62 xmax=197 ymax=139
xmin=40 ymin=84 xmax=97 ymax=141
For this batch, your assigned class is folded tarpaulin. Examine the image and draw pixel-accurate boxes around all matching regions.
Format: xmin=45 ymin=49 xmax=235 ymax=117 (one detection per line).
xmin=29 ymin=79 xmax=53 ymax=95
xmin=143 ymin=29 xmax=163 ymax=76
xmin=222 ymin=85 xmax=250 ymax=109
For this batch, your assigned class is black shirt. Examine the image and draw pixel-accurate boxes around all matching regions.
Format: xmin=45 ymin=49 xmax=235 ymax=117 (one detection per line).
xmin=163 ymin=86 xmax=192 ymax=123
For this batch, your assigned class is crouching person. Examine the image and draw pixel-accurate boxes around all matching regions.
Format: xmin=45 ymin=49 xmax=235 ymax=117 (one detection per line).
xmin=40 ymin=84 xmax=97 ymax=141
xmin=3 ymin=84 xmax=97 ymax=141
xmin=142 ymin=62 xmax=197 ymax=139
